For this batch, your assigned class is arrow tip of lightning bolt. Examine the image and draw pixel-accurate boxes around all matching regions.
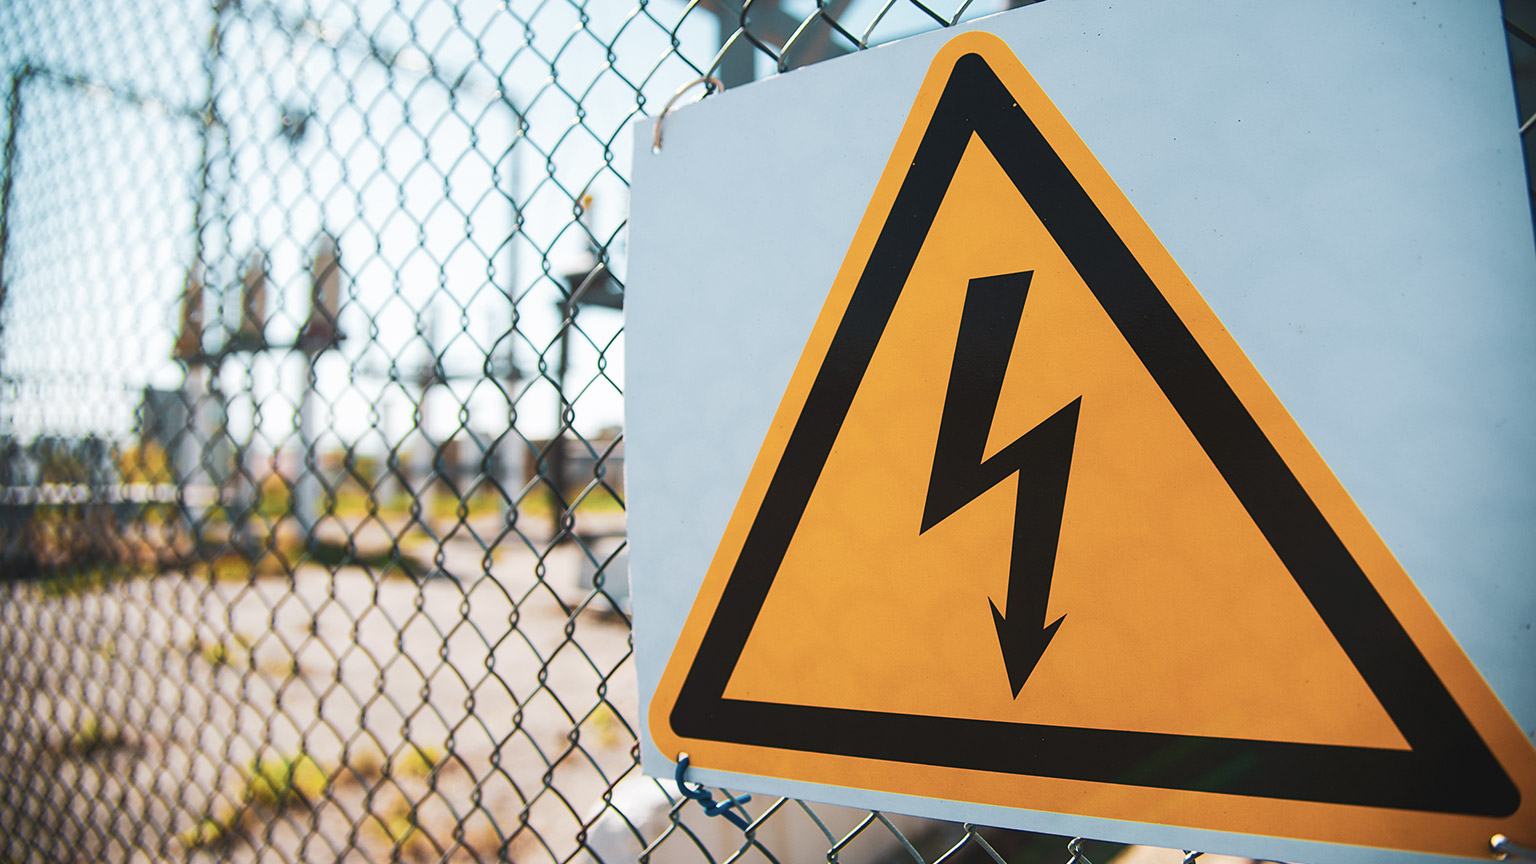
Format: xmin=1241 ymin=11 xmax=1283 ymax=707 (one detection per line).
xmin=990 ymin=602 xmax=1066 ymax=699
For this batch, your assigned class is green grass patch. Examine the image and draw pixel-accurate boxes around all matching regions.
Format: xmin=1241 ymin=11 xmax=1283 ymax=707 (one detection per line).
xmin=180 ymin=749 xmax=334 ymax=850
xmin=245 ymin=752 xmax=328 ymax=809
xmin=512 ymin=487 xmax=624 ymax=517
xmin=187 ymin=632 xmax=250 ymax=667
xmin=36 ymin=563 xmax=152 ymax=597
xmin=393 ymin=742 xmax=443 ymax=779
xmin=180 ymin=539 xmax=429 ymax=582
xmin=177 ymin=808 xmax=242 ymax=851
xmin=67 ymin=711 xmax=128 ymax=755
xmin=304 ymin=538 xmax=429 ymax=579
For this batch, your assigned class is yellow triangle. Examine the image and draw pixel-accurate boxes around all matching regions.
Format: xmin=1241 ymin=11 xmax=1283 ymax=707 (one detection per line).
xmin=649 ymin=30 xmax=1536 ymax=859
xmin=721 ymin=133 xmax=1406 ymax=750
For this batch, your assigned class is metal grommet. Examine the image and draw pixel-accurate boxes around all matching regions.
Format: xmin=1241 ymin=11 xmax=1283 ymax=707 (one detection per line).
xmin=652 ymin=75 xmax=723 ymax=153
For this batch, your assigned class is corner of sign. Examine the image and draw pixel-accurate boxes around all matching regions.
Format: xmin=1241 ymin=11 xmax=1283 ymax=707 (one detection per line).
xmin=646 ymin=677 xmax=688 ymax=758
xmin=932 ymin=28 xmax=1015 ymax=68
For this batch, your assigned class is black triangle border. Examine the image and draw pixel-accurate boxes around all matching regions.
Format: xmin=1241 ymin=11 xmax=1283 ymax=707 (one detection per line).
xmin=670 ymin=50 xmax=1518 ymax=817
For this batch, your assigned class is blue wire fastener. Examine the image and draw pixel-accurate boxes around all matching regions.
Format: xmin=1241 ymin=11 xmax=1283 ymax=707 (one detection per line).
xmin=674 ymin=753 xmax=753 ymax=831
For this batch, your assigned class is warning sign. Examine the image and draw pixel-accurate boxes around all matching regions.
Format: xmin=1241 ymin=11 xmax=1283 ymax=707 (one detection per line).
xmin=642 ymin=26 xmax=1536 ymax=862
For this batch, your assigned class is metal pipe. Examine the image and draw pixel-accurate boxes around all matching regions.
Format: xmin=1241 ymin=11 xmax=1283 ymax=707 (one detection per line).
xmin=0 ymin=65 xmax=30 ymax=390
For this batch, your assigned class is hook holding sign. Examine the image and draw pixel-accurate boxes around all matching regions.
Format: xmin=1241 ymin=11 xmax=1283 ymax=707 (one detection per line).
xmin=674 ymin=753 xmax=753 ymax=830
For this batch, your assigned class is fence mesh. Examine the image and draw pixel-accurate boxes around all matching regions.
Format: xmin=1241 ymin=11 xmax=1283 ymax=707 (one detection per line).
xmin=1 ymin=0 xmax=1532 ymax=861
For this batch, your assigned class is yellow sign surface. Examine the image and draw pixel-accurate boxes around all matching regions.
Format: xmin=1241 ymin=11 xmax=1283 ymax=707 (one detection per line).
xmin=650 ymin=31 xmax=1536 ymax=858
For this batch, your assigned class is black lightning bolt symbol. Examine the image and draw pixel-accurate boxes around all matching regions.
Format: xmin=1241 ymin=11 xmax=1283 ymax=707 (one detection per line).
xmin=921 ymin=270 xmax=1081 ymax=699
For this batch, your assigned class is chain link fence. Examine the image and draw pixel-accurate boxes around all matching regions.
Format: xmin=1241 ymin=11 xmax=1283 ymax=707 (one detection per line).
xmin=0 ymin=0 xmax=1532 ymax=861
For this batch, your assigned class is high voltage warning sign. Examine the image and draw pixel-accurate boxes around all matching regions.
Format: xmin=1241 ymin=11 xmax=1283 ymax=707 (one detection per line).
xmin=647 ymin=29 xmax=1536 ymax=860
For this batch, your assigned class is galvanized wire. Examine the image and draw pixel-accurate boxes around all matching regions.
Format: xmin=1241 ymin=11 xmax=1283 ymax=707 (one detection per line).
xmin=0 ymin=0 xmax=1531 ymax=862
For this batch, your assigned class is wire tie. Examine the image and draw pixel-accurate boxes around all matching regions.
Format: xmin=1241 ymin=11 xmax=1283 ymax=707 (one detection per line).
xmin=1494 ymin=834 xmax=1536 ymax=861
xmin=674 ymin=752 xmax=753 ymax=830
xmin=651 ymin=76 xmax=723 ymax=153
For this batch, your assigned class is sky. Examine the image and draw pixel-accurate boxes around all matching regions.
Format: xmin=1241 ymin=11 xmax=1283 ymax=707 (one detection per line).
xmin=0 ymin=0 xmax=1009 ymax=459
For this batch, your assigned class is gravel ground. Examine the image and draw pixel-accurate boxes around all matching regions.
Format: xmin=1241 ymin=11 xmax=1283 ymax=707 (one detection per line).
xmin=1 ymin=510 xmax=642 ymax=863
